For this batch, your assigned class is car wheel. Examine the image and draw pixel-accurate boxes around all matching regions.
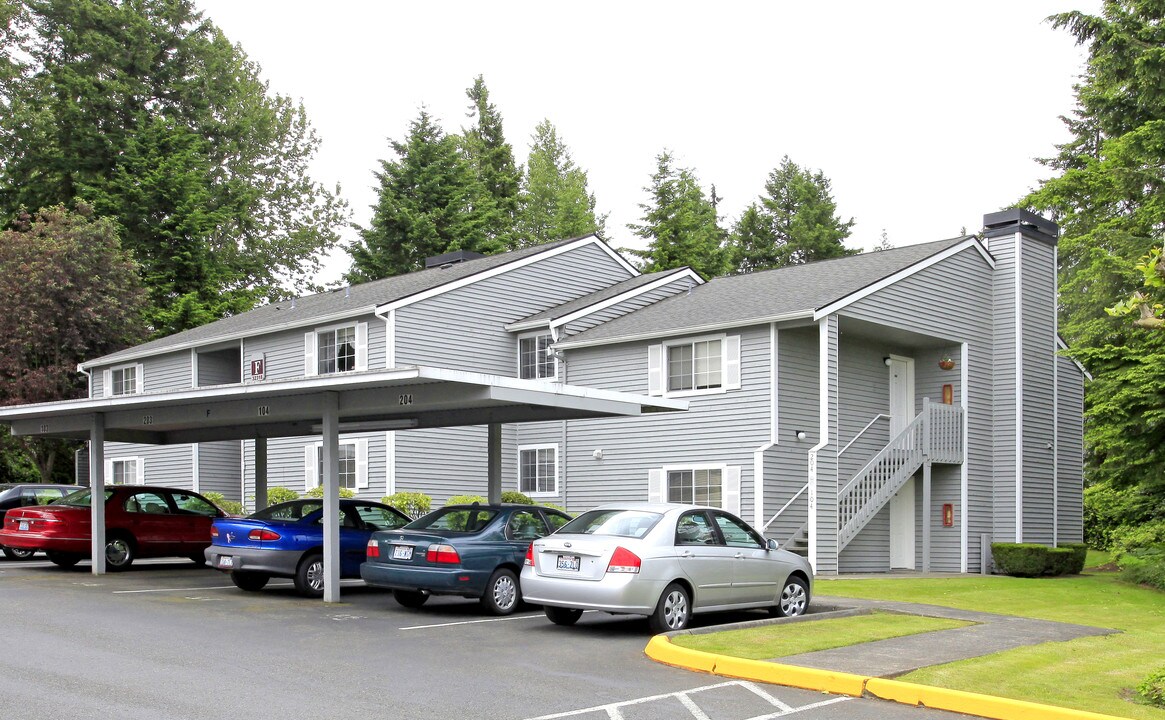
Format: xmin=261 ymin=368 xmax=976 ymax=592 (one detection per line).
xmin=393 ymin=589 xmax=429 ymax=609
xmin=480 ymin=568 xmax=520 ymax=615
xmin=544 ymin=606 xmax=583 ymax=626
xmin=774 ymin=575 xmax=810 ymax=617
xmin=648 ymin=583 xmax=691 ymax=633
xmin=46 ymin=550 xmax=81 ymax=568
xmin=3 ymin=546 xmax=36 ymax=561
xmin=230 ymin=571 xmax=270 ymax=592
xmin=294 ymin=553 xmax=325 ymax=598
xmin=105 ymin=535 xmax=135 ymax=571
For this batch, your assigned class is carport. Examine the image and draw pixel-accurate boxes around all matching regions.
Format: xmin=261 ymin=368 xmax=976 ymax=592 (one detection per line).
xmin=0 ymin=365 xmax=686 ymax=601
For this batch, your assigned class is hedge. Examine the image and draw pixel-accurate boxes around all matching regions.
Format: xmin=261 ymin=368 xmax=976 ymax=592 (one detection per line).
xmin=991 ymin=542 xmax=1087 ymax=577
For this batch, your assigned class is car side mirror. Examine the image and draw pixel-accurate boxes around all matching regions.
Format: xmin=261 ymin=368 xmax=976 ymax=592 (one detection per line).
xmin=767 ymin=539 xmax=779 ymax=551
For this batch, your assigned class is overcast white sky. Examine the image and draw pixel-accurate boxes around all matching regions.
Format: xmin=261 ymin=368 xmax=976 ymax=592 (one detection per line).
xmin=197 ymin=0 xmax=1099 ymax=283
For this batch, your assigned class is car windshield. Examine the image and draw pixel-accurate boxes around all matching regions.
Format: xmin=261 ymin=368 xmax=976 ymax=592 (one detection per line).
xmin=251 ymin=501 xmax=323 ymax=521
xmin=406 ymin=506 xmax=499 ymax=534
xmin=558 ymin=509 xmax=662 ymax=538
xmin=55 ymin=489 xmax=114 ymax=507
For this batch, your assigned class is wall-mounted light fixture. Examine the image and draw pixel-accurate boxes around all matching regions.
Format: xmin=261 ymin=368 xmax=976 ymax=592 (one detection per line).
xmin=883 ymin=356 xmax=892 ymax=367
xmin=794 ymin=430 xmax=807 ymax=441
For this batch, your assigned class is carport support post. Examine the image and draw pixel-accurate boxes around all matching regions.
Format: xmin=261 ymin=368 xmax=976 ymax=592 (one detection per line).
xmin=322 ymin=392 xmax=341 ymax=602
xmin=254 ymin=436 xmax=268 ymax=511
xmin=90 ymin=413 xmax=106 ymax=575
xmin=487 ymin=423 xmax=502 ymax=505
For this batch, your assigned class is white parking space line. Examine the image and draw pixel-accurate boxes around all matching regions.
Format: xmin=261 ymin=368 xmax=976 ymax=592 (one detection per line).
xmin=110 ymin=579 xmax=363 ymax=594
xmin=523 ymin=680 xmax=851 ymax=720
xmin=398 ymin=612 xmax=544 ymax=630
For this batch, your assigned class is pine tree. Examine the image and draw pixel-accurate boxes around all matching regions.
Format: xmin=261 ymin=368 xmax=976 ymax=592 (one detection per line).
xmin=463 ymin=75 xmax=521 ymax=249
xmin=348 ymin=110 xmax=499 ymax=281
xmin=517 ymin=120 xmax=605 ymax=247
xmin=628 ymin=150 xmax=727 ymax=278
xmin=728 ymin=156 xmax=855 ymax=273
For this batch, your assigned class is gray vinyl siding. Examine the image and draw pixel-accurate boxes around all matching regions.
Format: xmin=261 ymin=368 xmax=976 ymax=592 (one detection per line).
xmin=197 ymin=348 xmax=241 ymax=386
xmin=762 ymin=326 xmax=818 ymax=546
xmin=1056 ymin=356 xmax=1085 ymax=544
xmin=837 ymin=338 xmax=893 ymax=484
xmin=105 ymin=443 xmax=192 ymax=487
xmin=242 ymin=313 xmax=384 ymax=382
xmin=929 ymin=465 xmax=964 ymax=571
xmin=988 ymin=234 xmax=1019 ymax=543
xmin=241 ymin=432 xmax=389 ymax=512
xmin=396 ymin=244 xmax=633 ymax=375
xmin=196 ymin=441 xmax=242 ymax=499
xmin=816 ymin=317 xmax=840 ymax=574
xmin=550 ymin=325 xmax=772 ymax=514
xmin=839 ymin=505 xmax=890 ymax=572
xmin=394 ymin=426 xmax=516 ymax=505
xmin=559 ymin=277 xmax=698 ymax=338
xmin=143 ymin=351 xmax=192 ymax=392
xmin=1020 ymin=241 xmax=1058 ymax=544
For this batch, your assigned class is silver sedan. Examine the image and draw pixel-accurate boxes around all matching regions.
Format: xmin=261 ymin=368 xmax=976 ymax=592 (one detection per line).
xmin=520 ymin=502 xmax=813 ymax=633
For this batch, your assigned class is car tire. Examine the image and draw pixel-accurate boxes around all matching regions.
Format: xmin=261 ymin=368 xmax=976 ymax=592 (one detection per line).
xmin=773 ymin=575 xmax=810 ymax=617
xmin=393 ymin=589 xmax=429 ymax=609
xmin=230 ymin=571 xmax=270 ymax=592
xmin=480 ymin=568 xmax=520 ymax=615
xmin=648 ymin=583 xmax=691 ymax=633
xmin=2 ymin=546 xmax=36 ymax=561
xmin=46 ymin=550 xmax=81 ymax=568
xmin=294 ymin=553 xmax=325 ymax=598
xmin=544 ymin=606 xmax=583 ymax=626
xmin=105 ymin=534 xmax=135 ymax=571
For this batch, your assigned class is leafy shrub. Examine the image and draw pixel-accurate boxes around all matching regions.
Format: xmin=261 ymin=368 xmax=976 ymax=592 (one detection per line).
xmin=382 ymin=491 xmax=431 ymax=519
xmin=1113 ymin=519 xmax=1165 ymax=555
xmin=265 ymin=486 xmax=301 ymax=505
xmin=1084 ymin=481 xmax=1155 ymax=550
xmin=304 ymin=485 xmax=355 ymax=499
xmin=992 ymin=543 xmax=1051 ymax=577
xmin=1138 ymin=667 xmax=1165 ymax=708
xmin=446 ymin=494 xmax=487 ymax=506
xmin=203 ymin=491 xmax=244 ymax=516
xmin=1045 ymin=547 xmax=1076 ymax=576
xmin=1119 ymin=546 xmax=1165 ymax=591
xmin=501 ymin=490 xmax=534 ymax=504
xmin=1060 ymin=542 xmax=1088 ymax=574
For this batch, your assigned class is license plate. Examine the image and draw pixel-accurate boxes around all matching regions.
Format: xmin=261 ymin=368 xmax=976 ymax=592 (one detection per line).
xmin=17 ymin=521 xmax=28 ymax=531
xmin=392 ymin=545 xmax=413 ymax=561
xmin=556 ymin=554 xmax=580 ymax=571
xmin=216 ymin=555 xmax=234 ymax=569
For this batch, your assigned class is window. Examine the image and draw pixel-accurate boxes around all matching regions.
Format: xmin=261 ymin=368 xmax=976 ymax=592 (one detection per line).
xmin=172 ymin=491 xmax=218 ymax=516
xmin=647 ymin=334 xmax=740 ymax=397
xmin=667 ymin=468 xmax=723 ymax=506
xmin=519 ymin=333 xmax=555 ymax=379
xmin=102 ymin=363 xmax=143 ymax=397
xmin=305 ymin=439 xmax=368 ymax=491
xmin=519 ymin=445 xmax=557 ymax=496
xmin=305 ymin=322 xmax=367 ymax=376
xmin=352 ymin=504 xmax=408 ymax=531
xmin=712 ymin=512 xmax=765 ymax=549
xmin=125 ymin=491 xmax=167 ymax=514
xmin=675 ymin=511 xmax=718 ymax=546
xmin=506 ymin=510 xmax=549 ymax=541
xmin=106 ymin=458 xmax=142 ymax=485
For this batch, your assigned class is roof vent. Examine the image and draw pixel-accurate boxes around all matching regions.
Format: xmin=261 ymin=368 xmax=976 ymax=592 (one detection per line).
xmin=425 ymin=250 xmax=486 ymax=269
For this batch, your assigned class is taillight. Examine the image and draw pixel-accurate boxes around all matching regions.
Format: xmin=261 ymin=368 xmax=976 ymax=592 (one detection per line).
xmin=606 ymin=546 xmax=641 ymax=574
xmin=210 ymin=526 xmax=219 ymax=538
xmin=426 ymin=544 xmax=460 ymax=564
xmin=524 ymin=543 xmax=534 ymax=567
xmin=366 ymin=538 xmax=380 ymax=559
xmin=247 ymin=528 xmax=281 ymax=542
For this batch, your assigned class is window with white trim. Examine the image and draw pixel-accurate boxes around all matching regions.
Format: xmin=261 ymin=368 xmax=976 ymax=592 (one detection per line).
xmin=518 ymin=332 xmax=556 ymax=380
xmin=647 ymin=334 xmax=740 ymax=397
xmin=519 ymin=444 xmax=557 ymax=496
xmin=305 ymin=321 xmax=367 ymax=377
xmin=305 ymin=439 xmax=369 ymax=491
xmin=105 ymin=458 xmax=143 ymax=485
xmin=648 ymin=465 xmax=741 ymax=514
xmin=102 ymin=363 xmax=143 ymax=397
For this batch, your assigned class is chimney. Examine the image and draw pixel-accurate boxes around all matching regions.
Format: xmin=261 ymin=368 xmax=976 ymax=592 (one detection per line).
xmin=981 ymin=209 xmax=1058 ymax=249
xmin=425 ymin=249 xmax=486 ymax=269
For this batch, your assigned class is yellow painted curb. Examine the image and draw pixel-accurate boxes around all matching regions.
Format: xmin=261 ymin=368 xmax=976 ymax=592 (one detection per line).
xmin=645 ymin=636 xmax=866 ymax=697
xmin=865 ymin=678 xmax=1127 ymax=720
xmin=645 ymin=636 xmax=1132 ymax=720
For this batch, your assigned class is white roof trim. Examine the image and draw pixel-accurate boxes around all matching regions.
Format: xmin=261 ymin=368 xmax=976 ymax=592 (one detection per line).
xmin=555 ymin=311 xmax=814 ymax=350
xmin=813 ymin=238 xmax=994 ymax=321
xmin=504 ymin=268 xmax=703 ymax=333
xmin=376 ymin=235 xmax=637 ymax=315
xmin=1056 ymin=336 xmax=1093 ymax=381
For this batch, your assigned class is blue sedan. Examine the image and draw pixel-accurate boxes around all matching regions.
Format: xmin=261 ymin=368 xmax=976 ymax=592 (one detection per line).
xmin=206 ymin=499 xmax=410 ymax=597
xmin=361 ymin=503 xmax=571 ymax=615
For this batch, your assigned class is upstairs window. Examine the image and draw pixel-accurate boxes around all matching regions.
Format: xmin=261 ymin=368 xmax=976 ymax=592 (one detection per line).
xmin=305 ymin=322 xmax=367 ymax=376
xmin=102 ymin=363 xmax=143 ymax=397
xmin=647 ymin=334 xmax=740 ymax=397
xmin=519 ymin=333 xmax=555 ymax=380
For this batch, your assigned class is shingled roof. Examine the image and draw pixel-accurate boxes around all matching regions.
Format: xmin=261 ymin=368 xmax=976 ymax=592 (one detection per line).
xmin=557 ymin=236 xmax=977 ymax=347
xmin=509 ymin=268 xmax=700 ymax=328
xmin=85 ymin=236 xmax=592 ymax=368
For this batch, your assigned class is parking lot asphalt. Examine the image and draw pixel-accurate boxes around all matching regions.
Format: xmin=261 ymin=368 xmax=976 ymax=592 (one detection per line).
xmin=0 ymin=558 xmax=1016 ymax=720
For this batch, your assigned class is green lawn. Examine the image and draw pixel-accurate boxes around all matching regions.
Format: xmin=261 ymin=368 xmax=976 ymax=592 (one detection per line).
xmin=674 ymin=558 xmax=1165 ymax=719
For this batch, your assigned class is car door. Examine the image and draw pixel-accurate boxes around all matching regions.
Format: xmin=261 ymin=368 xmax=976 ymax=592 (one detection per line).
xmin=168 ymin=490 xmax=220 ymax=552
xmin=711 ymin=511 xmax=780 ymax=605
xmin=673 ymin=510 xmax=736 ymax=609
xmin=505 ymin=509 xmax=551 ymax=562
xmin=121 ymin=491 xmax=178 ymax=555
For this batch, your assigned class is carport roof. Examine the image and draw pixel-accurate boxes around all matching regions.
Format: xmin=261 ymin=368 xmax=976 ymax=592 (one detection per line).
xmin=0 ymin=366 xmax=687 ymax=444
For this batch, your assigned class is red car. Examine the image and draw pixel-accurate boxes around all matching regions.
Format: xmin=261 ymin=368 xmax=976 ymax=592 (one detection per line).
xmin=0 ymin=485 xmax=226 ymax=570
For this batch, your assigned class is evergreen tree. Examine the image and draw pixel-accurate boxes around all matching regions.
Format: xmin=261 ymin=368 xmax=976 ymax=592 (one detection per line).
xmin=0 ymin=0 xmax=346 ymax=335
xmin=728 ymin=156 xmax=855 ymax=272
xmin=628 ymin=150 xmax=727 ymax=278
xmin=463 ymin=75 xmax=520 ymax=249
xmin=348 ymin=110 xmax=499 ymax=281
xmin=1023 ymin=1 xmax=1165 ymax=528
xmin=517 ymin=120 xmax=605 ymax=247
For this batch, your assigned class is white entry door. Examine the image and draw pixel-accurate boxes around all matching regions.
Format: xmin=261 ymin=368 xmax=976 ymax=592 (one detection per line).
xmin=887 ymin=355 xmax=915 ymax=436
xmin=888 ymin=355 xmax=916 ymax=569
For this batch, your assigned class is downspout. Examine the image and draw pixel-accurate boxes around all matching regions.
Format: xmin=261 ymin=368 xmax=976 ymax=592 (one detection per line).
xmin=960 ymin=341 xmax=969 ymax=573
xmin=806 ymin=319 xmax=830 ymax=572
xmin=752 ymin=323 xmax=778 ymax=529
